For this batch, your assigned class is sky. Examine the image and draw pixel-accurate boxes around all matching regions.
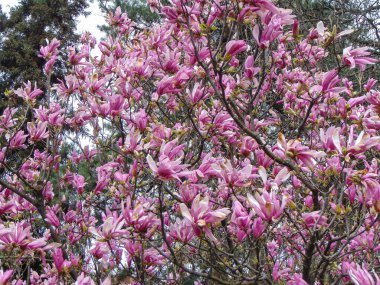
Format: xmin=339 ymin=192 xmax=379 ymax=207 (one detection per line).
xmin=1 ymin=0 xmax=106 ymax=41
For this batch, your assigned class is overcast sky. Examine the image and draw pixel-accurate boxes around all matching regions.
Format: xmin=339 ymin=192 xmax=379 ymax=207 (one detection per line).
xmin=1 ymin=0 xmax=106 ymax=41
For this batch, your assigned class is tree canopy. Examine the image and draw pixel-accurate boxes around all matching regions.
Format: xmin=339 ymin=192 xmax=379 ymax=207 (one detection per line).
xmin=0 ymin=0 xmax=379 ymax=284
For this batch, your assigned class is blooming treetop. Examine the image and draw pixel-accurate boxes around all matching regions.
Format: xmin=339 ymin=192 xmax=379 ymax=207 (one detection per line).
xmin=0 ymin=0 xmax=379 ymax=284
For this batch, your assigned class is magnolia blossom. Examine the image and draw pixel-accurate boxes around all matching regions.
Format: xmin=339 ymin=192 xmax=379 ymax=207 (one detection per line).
xmin=349 ymin=264 xmax=380 ymax=285
xmin=14 ymin=81 xmax=43 ymax=101
xmin=180 ymin=194 xmax=230 ymax=242
xmin=90 ymin=216 xmax=125 ymax=241
xmin=225 ymin=40 xmax=247 ymax=57
xmin=343 ymin=47 xmax=378 ymax=70
xmin=9 ymin=131 xmax=28 ymax=149
xmin=147 ymin=139 xmax=188 ymax=181
xmin=0 ymin=223 xmax=46 ymax=250
xmin=229 ymin=200 xmax=252 ymax=241
xmin=27 ymin=121 xmax=49 ymax=142
xmin=0 ymin=269 xmax=13 ymax=285
xmin=302 ymin=211 xmax=328 ymax=229
xmin=169 ymin=218 xmax=194 ymax=243
xmin=247 ymin=190 xmax=287 ymax=222
xmin=277 ymin=133 xmax=325 ymax=167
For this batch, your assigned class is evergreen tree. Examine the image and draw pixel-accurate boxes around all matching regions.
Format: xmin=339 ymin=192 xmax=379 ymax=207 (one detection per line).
xmin=0 ymin=0 xmax=90 ymax=111
xmin=98 ymin=0 xmax=160 ymax=28
xmin=277 ymin=0 xmax=380 ymax=79
xmin=277 ymin=0 xmax=380 ymax=51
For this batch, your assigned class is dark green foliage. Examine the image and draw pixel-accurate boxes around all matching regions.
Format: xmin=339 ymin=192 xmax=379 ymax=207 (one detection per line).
xmin=277 ymin=0 xmax=380 ymax=80
xmin=114 ymin=0 xmax=160 ymax=24
xmin=0 ymin=0 xmax=89 ymax=111
xmin=98 ymin=0 xmax=161 ymax=30
xmin=277 ymin=0 xmax=380 ymax=51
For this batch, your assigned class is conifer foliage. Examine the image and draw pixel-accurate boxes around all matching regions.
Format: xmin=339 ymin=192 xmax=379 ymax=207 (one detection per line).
xmin=0 ymin=0 xmax=89 ymax=110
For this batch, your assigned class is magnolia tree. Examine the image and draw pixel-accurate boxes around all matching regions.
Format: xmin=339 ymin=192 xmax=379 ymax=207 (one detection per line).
xmin=0 ymin=0 xmax=379 ymax=284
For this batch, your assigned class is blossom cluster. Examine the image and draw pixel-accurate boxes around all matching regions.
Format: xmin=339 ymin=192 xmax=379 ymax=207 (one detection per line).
xmin=0 ymin=0 xmax=379 ymax=284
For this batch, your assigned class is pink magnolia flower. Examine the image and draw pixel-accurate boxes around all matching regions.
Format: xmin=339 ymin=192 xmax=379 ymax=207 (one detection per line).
xmin=187 ymin=82 xmax=206 ymax=104
xmin=38 ymin=104 xmax=65 ymax=127
xmin=44 ymin=55 xmax=58 ymax=74
xmin=179 ymin=183 xmax=205 ymax=203
xmin=257 ymin=166 xmax=290 ymax=191
xmin=272 ymin=261 xmax=290 ymax=281
xmin=83 ymin=145 xmax=98 ymax=160
xmin=346 ymin=128 xmax=380 ymax=156
xmin=179 ymin=194 xmax=230 ymax=242
xmin=244 ymin=56 xmax=261 ymax=80
xmin=147 ymin=139 xmax=188 ymax=181
xmin=14 ymin=81 xmax=43 ymax=101
xmin=364 ymin=78 xmax=377 ymax=92
xmin=225 ymin=40 xmax=247 ymax=57
xmin=90 ymin=216 xmax=125 ymax=241
xmin=0 ymin=223 xmax=46 ymax=250
xmin=349 ymin=264 xmax=380 ymax=285
xmin=27 ymin=121 xmax=49 ymax=143
xmin=38 ymin=38 xmax=60 ymax=59
xmin=144 ymin=247 xmax=165 ymax=267
xmin=292 ymin=19 xmax=299 ymax=38
xmin=320 ymin=127 xmax=342 ymax=154
xmin=287 ymin=273 xmax=309 ymax=285
xmin=94 ymin=168 xmax=111 ymax=194
xmin=319 ymin=69 xmax=345 ymax=94
xmin=252 ymin=217 xmax=266 ymax=238
xmin=75 ymin=273 xmax=95 ymax=285
xmin=0 ymin=269 xmax=13 ymax=285
xmin=42 ymin=181 xmax=54 ymax=201
xmin=45 ymin=207 xmax=60 ymax=228
xmin=343 ymin=47 xmax=378 ymax=71
xmin=0 ymin=199 xmax=13 ymax=216
xmin=73 ymin=174 xmax=86 ymax=194
xmin=302 ymin=211 xmax=328 ymax=229
xmin=119 ymin=129 xmax=142 ymax=154
xmin=169 ymin=218 xmax=195 ymax=243
xmin=9 ymin=131 xmax=28 ymax=149
xmin=162 ymin=6 xmax=179 ymax=23
xmin=347 ymin=170 xmax=380 ymax=207
xmin=131 ymin=109 xmax=148 ymax=131
xmin=123 ymin=200 xmax=159 ymax=234
xmin=252 ymin=18 xmax=282 ymax=48
xmin=229 ymin=200 xmax=252 ymax=241
xmin=247 ymin=190 xmax=287 ymax=222
xmin=147 ymin=154 xmax=188 ymax=181
xmin=67 ymin=46 xmax=88 ymax=65
xmin=90 ymin=243 xmax=109 ymax=261
xmin=88 ymin=100 xmax=110 ymax=117
xmin=53 ymin=248 xmax=71 ymax=274
xmin=0 ymin=107 xmax=18 ymax=134
xmin=108 ymin=95 xmax=125 ymax=117
xmin=239 ymin=136 xmax=258 ymax=157
xmin=277 ymin=133 xmax=325 ymax=167
xmin=184 ymin=43 xmax=210 ymax=65
xmin=76 ymin=273 xmax=110 ymax=285
xmin=212 ymin=160 xmax=253 ymax=188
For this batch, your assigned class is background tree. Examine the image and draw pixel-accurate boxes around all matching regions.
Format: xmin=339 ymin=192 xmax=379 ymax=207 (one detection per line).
xmin=278 ymin=0 xmax=380 ymax=47
xmin=98 ymin=0 xmax=161 ymax=30
xmin=0 ymin=0 xmax=90 ymax=111
xmin=277 ymin=0 xmax=380 ymax=77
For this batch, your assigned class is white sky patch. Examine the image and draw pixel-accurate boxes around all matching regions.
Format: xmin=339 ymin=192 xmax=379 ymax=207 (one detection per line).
xmin=1 ymin=0 xmax=19 ymax=14
xmin=77 ymin=1 xmax=107 ymax=42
